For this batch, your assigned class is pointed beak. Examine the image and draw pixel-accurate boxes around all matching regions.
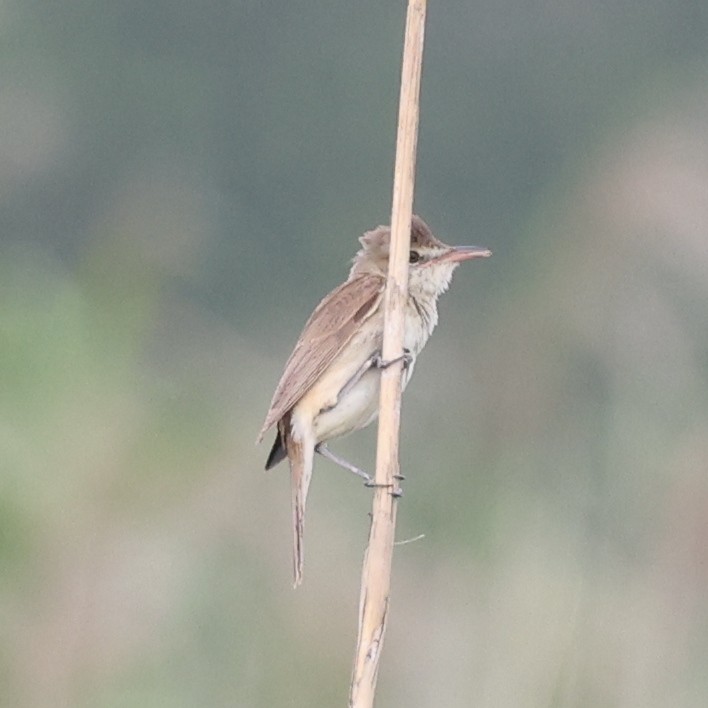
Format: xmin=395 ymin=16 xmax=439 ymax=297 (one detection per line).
xmin=438 ymin=245 xmax=492 ymax=263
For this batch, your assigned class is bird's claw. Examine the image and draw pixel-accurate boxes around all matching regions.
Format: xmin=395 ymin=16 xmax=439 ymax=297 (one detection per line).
xmin=364 ymin=480 xmax=404 ymax=498
xmin=373 ymin=348 xmax=413 ymax=371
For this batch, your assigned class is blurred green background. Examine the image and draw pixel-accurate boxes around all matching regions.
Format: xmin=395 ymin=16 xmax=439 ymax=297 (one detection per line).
xmin=2 ymin=1 xmax=708 ymax=706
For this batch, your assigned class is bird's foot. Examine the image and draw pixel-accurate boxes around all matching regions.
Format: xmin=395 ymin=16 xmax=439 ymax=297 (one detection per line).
xmin=373 ymin=348 xmax=413 ymax=371
xmin=364 ymin=480 xmax=404 ymax=498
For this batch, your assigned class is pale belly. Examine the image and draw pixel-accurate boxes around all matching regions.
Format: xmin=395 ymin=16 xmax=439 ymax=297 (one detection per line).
xmin=290 ymin=299 xmax=431 ymax=446
xmin=313 ymin=369 xmax=379 ymax=441
xmin=313 ymin=362 xmax=415 ymax=442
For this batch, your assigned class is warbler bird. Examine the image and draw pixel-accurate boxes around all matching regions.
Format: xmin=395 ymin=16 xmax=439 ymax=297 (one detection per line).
xmin=257 ymin=215 xmax=491 ymax=586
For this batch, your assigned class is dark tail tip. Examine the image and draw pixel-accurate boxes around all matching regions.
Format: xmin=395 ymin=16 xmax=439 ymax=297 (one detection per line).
xmin=265 ymin=429 xmax=287 ymax=470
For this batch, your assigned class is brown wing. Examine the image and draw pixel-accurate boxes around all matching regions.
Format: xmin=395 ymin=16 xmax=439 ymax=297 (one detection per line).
xmin=257 ymin=273 xmax=385 ymax=442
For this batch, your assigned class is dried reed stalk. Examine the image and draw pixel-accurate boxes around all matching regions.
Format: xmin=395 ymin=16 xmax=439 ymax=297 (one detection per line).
xmin=349 ymin=2 xmax=427 ymax=706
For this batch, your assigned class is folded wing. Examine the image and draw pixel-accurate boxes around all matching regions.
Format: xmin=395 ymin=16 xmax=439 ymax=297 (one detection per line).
xmin=257 ymin=273 xmax=386 ymax=442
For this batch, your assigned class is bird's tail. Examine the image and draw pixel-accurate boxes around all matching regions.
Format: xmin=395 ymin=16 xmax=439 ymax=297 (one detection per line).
xmin=285 ymin=424 xmax=315 ymax=588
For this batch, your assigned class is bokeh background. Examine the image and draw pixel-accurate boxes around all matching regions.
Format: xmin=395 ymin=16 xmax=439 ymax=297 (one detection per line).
xmin=3 ymin=1 xmax=708 ymax=706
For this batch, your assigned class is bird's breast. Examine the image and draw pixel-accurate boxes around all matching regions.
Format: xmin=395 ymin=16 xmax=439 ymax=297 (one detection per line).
xmin=404 ymin=293 xmax=438 ymax=355
xmin=290 ymin=295 xmax=435 ymax=445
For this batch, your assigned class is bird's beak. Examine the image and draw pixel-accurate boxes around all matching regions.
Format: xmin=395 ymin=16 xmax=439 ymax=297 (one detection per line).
xmin=437 ymin=245 xmax=492 ymax=263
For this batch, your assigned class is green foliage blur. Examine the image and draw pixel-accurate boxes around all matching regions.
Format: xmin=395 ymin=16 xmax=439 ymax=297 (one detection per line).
xmin=2 ymin=2 xmax=708 ymax=706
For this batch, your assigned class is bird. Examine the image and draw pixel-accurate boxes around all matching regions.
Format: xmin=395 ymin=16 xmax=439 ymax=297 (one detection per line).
xmin=257 ymin=215 xmax=491 ymax=586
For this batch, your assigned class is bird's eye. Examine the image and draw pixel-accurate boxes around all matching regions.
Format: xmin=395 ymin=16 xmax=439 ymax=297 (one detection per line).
xmin=409 ymin=250 xmax=421 ymax=264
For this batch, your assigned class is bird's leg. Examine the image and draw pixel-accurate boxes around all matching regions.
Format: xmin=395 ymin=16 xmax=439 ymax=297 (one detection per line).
xmin=316 ymin=443 xmax=373 ymax=483
xmin=316 ymin=444 xmax=404 ymax=496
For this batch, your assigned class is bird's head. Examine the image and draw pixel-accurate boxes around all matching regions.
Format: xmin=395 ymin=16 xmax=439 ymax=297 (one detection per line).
xmin=350 ymin=214 xmax=491 ymax=296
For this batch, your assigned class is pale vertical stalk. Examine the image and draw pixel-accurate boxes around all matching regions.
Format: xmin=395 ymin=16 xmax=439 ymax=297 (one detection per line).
xmin=349 ymin=1 xmax=427 ymax=706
